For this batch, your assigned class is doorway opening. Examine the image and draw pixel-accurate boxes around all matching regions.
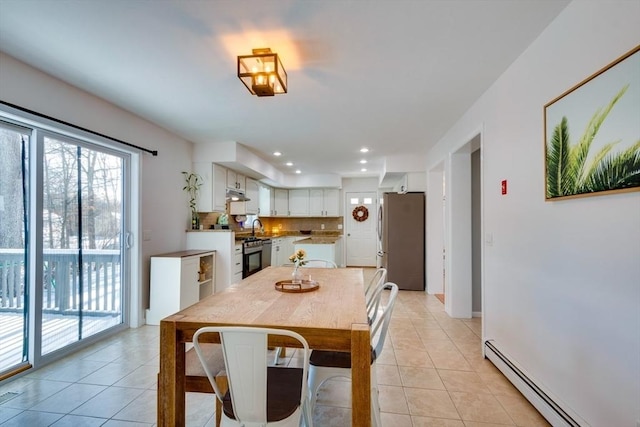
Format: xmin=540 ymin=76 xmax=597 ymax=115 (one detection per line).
xmin=427 ymin=131 xmax=482 ymax=320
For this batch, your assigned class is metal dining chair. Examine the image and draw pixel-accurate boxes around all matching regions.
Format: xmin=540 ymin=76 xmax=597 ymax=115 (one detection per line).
xmin=193 ymin=326 xmax=313 ymax=427
xmin=307 ymin=282 xmax=399 ymax=427
xmin=185 ymin=343 xmax=227 ymax=427
xmin=301 ymin=259 xmax=337 ymax=268
xmin=364 ymin=268 xmax=387 ymax=324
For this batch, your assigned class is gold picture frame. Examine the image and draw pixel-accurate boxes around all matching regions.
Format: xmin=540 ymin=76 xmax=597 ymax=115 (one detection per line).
xmin=544 ymin=45 xmax=640 ymax=201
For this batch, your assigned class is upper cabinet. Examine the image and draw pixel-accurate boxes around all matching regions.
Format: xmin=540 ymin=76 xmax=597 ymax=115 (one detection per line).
xmin=273 ymin=189 xmax=289 ymax=216
xmin=258 ymin=183 xmax=272 ymax=216
xmin=193 ymin=162 xmax=227 ymax=212
xmin=309 ymin=188 xmax=339 ymax=216
xmin=254 ymin=187 xmax=340 ymax=217
xmin=245 ymin=178 xmax=259 ymax=213
xmin=230 ymin=177 xmax=259 ymax=215
xmin=226 ymin=170 xmax=245 ymax=192
xmin=288 ymin=189 xmax=309 ymax=216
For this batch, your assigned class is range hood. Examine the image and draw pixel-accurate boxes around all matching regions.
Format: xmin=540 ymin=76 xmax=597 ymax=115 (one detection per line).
xmin=226 ymin=189 xmax=250 ymax=202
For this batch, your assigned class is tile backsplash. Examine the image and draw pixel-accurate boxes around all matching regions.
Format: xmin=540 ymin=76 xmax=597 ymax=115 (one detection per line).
xmin=259 ymin=217 xmax=343 ymax=234
xmin=195 ymin=213 xmax=343 ymax=235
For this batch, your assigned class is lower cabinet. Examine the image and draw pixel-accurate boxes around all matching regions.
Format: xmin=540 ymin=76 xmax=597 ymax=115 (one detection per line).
xmin=271 ymin=238 xmax=283 ymax=266
xmin=233 ymin=243 xmax=243 ymax=283
xmin=283 ymin=237 xmax=297 ymax=262
xmin=146 ymin=250 xmax=215 ymax=325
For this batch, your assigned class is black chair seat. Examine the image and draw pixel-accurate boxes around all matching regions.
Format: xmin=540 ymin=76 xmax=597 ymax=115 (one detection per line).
xmin=222 ymin=367 xmax=303 ymax=422
xmin=309 ymin=346 xmax=377 ymax=368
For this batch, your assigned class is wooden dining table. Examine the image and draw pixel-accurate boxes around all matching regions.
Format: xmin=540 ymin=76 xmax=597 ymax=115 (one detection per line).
xmin=157 ymin=266 xmax=372 ymax=426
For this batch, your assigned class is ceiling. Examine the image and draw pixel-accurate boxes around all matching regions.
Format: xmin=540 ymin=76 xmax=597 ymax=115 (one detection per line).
xmin=0 ymin=0 xmax=569 ymax=183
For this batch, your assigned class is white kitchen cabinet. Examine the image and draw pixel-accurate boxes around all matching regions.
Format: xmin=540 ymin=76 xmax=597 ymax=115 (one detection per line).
xmin=146 ymin=250 xmax=215 ymax=325
xmin=212 ymin=164 xmax=228 ymax=212
xmin=245 ymin=178 xmax=259 ymax=213
xmin=309 ymin=188 xmax=340 ymax=216
xmin=273 ymin=189 xmax=288 ymax=216
xmin=193 ymin=163 xmax=227 ymax=212
xmin=282 ymin=237 xmax=297 ymax=262
xmin=230 ymin=177 xmax=259 ymax=215
xmin=233 ymin=243 xmax=243 ymax=284
xmin=186 ymin=231 xmax=234 ymax=292
xmin=288 ymin=189 xmax=309 ymax=216
xmin=271 ymin=237 xmax=284 ymax=266
xmin=258 ymin=183 xmax=272 ymax=216
xmin=226 ymin=170 xmax=245 ymax=192
xmin=270 ymin=237 xmax=298 ymax=266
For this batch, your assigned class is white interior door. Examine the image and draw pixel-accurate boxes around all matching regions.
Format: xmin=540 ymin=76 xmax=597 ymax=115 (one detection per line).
xmin=345 ymin=192 xmax=377 ymax=267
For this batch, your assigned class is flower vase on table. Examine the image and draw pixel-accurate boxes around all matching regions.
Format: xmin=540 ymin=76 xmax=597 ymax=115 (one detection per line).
xmin=291 ymin=266 xmax=302 ymax=284
xmin=289 ymin=249 xmax=307 ymax=285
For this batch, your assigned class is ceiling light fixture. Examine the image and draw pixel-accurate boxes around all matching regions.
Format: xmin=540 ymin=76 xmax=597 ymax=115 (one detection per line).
xmin=295 ymin=169 xmax=301 ymax=174
xmin=360 ymin=159 xmax=367 ymax=164
xmin=360 ymin=147 xmax=369 ymax=153
xmin=238 ymin=48 xmax=287 ymax=97
xmin=273 ymin=151 xmax=282 ymax=156
xmin=361 ymin=168 xmax=367 ymax=172
xmin=286 ymin=162 xmax=293 ymax=166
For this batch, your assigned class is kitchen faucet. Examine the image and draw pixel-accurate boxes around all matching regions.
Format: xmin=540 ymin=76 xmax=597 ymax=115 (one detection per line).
xmin=251 ymin=218 xmax=263 ymax=237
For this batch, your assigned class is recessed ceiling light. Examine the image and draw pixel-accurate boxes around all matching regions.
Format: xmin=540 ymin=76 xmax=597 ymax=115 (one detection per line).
xmin=361 ymin=168 xmax=367 ymax=172
xmin=285 ymin=162 xmax=293 ymax=166
xmin=295 ymin=169 xmax=301 ymax=174
xmin=360 ymin=159 xmax=367 ymax=164
xmin=273 ymin=151 xmax=282 ymax=156
xmin=360 ymin=147 xmax=369 ymax=153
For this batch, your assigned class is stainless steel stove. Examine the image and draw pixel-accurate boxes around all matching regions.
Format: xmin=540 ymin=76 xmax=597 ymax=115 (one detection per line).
xmin=242 ymin=238 xmax=263 ymax=278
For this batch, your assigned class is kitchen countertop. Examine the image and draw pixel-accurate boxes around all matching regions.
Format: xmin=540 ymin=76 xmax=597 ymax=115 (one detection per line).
xmin=186 ymin=229 xmax=343 ymax=241
xmin=152 ymin=249 xmax=216 ymax=258
xmin=185 ymin=229 xmax=233 ymax=232
xmin=293 ymin=237 xmax=340 ymax=244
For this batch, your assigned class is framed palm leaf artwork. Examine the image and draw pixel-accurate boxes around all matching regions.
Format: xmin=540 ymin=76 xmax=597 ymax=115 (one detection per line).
xmin=544 ymin=45 xmax=640 ymax=201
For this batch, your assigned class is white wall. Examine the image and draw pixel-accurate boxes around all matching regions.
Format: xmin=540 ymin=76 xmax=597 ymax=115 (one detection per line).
xmin=425 ymin=2 xmax=640 ymax=425
xmin=0 ymin=52 xmax=195 ymax=327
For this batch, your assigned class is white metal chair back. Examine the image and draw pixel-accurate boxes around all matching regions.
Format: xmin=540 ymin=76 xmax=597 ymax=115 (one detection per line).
xmin=365 ymin=268 xmax=387 ymax=322
xmin=370 ymin=283 xmax=398 ymax=358
xmin=307 ymin=282 xmax=399 ymax=426
xmin=302 ymin=259 xmax=337 ymax=268
xmin=193 ymin=326 xmax=312 ymax=427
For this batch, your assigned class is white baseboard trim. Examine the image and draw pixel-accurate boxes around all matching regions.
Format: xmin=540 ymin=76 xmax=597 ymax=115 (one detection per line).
xmin=484 ymin=340 xmax=586 ymax=427
xmin=472 ymin=311 xmax=482 ymax=318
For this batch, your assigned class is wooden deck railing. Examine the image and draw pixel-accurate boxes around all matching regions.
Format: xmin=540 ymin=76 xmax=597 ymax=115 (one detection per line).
xmin=0 ymin=249 xmax=121 ymax=315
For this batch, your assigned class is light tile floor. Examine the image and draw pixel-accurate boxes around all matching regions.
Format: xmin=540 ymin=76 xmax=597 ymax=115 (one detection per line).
xmin=0 ymin=272 xmax=550 ymax=426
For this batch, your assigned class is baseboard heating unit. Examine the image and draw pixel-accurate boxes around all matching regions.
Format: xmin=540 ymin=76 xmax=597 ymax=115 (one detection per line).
xmin=484 ymin=340 xmax=584 ymax=427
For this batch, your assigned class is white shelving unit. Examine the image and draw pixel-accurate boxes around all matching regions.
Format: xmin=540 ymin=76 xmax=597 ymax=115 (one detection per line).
xmin=146 ymin=250 xmax=215 ymax=325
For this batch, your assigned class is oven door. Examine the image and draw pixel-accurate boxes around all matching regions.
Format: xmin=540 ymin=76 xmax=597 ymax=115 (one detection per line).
xmin=243 ymin=249 xmax=262 ymax=278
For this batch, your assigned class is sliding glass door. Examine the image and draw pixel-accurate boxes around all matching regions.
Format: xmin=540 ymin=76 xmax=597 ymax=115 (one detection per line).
xmin=0 ymin=122 xmax=30 ymax=375
xmin=41 ymin=135 xmax=125 ymax=355
xmin=0 ymin=117 xmax=129 ymax=377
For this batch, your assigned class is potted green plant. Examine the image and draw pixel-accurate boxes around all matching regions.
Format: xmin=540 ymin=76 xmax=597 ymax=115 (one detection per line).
xmin=182 ymin=171 xmax=203 ymax=229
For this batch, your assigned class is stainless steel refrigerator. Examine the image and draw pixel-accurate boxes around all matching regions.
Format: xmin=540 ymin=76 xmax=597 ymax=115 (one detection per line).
xmin=381 ymin=192 xmax=425 ymax=290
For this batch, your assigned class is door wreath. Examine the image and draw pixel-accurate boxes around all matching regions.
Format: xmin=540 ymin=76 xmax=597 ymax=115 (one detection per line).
xmin=352 ymin=205 xmax=369 ymax=222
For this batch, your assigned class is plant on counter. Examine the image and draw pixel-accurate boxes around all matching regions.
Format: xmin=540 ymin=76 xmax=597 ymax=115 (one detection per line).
xmin=182 ymin=171 xmax=203 ymax=229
